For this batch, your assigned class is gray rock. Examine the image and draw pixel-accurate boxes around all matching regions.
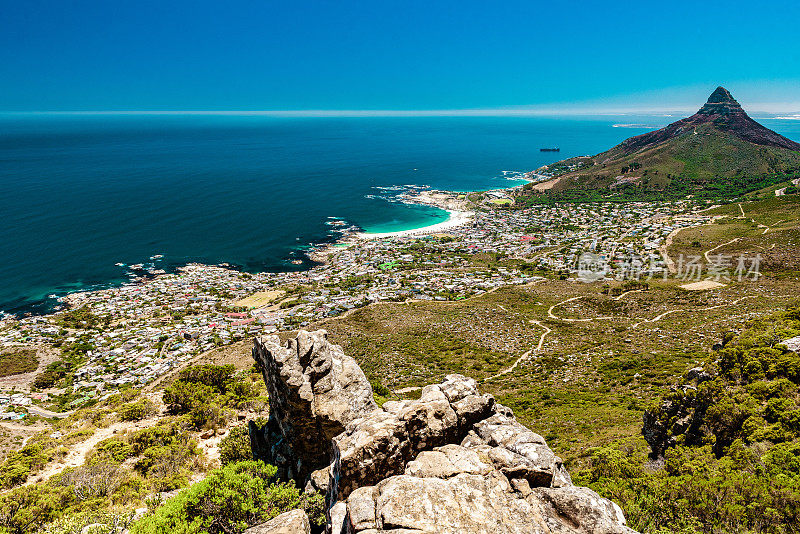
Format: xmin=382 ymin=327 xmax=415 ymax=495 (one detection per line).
xmin=438 ymin=374 xmax=479 ymax=403
xmin=687 ymin=367 xmax=712 ymax=383
xmin=332 ymin=410 xmax=411 ymax=501
xmin=329 ymin=501 xmax=348 ymax=534
xmin=534 ymin=486 xmax=638 ymax=534
xmin=250 ymin=330 xmax=378 ymax=486
xmin=404 ymin=445 xmax=491 ymax=478
xmin=452 ymin=394 xmax=496 ymax=430
xmin=249 ymin=331 xmax=638 ymax=534
xmin=362 ymin=472 xmax=551 ymax=533
xmin=244 ymin=509 xmax=310 ymax=534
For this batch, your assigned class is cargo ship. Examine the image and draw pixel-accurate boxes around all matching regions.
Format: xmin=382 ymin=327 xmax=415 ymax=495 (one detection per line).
xmin=540 ymin=147 xmax=560 ymax=152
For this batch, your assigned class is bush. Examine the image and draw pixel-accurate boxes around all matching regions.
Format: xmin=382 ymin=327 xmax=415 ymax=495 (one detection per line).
xmin=0 ymin=440 xmax=53 ymax=489
xmin=119 ymin=398 xmax=156 ymax=422
xmin=178 ymin=365 xmax=235 ymax=393
xmin=219 ymin=426 xmax=254 ymax=466
xmin=33 ymin=361 xmax=70 ymax=389
xmin=163 ymin=381 xmax=216 ymax=415
xmin=0 ymin=483 xmax=76 ymax=534
xmin=164 ymin=365 xmax=258 ymax=429
xmin=91 ymin=439 xmax=134 ymax=464
xmin=130 ymin=461 xmax=324 ymax=534
xmin=38 ymin=510 xmax=135 ymax=534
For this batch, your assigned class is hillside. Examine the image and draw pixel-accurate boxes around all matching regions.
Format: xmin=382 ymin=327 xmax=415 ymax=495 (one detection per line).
xmin=519 ymin=87 xmax=800 ymax=203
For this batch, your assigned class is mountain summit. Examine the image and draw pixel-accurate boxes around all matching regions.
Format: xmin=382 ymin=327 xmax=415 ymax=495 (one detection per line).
xmin=523 ymin=87 xmax=800 ymax=201
xmin=697 ymin=86 xmax=741 ymax=113
xmin=620 ymin=87 xmax=800 ymax=153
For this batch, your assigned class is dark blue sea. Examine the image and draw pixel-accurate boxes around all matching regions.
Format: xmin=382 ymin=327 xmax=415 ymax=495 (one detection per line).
xmin=2 ymin=114 xmax=799 ymax=316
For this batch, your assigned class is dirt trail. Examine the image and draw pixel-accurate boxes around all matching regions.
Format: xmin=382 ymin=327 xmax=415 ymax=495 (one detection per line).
xmin=484 ymin=319 xmax=551 ymax=381
xmin=660 ymin=227 xmax=684 ymax=274
xmin=704 ymin=238 xmax=741 ymax=263
xmin=25 ymin=414 xmax=160 ymax=487
xmin=547 ymin=295 xmax=628 ymax=322
xmin=628 ymin=295 xmax=761 ymax=329
xmin=0 ymin=421 xmax=47 ymax=433
xmin=485 ymin=291 xmax=790 ymax=383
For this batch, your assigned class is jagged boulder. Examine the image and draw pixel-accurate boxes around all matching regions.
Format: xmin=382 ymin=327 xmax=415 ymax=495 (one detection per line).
xmin=250 ymin=330 xmax=378 ymax=486
xmin=250 ymin=331 xmax=638 ymax=534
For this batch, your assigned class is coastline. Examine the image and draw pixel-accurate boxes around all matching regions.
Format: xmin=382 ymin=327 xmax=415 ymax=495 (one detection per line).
xmin=3 ymin=184 xmax=495 ymax=319
xmin=355 ymin=208 xmax=473 ymax=240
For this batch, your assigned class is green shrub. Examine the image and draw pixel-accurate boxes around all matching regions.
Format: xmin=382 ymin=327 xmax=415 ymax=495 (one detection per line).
xmin=219 ymin=425 xmax=255 ymax=466
xmin=130 ymin=461 xmax=324 ymax=534
xmin=0 ymin=483 xmax=76 ymax=534
xmin=33 ymin=361 xmax=70 ymax=389
xmin=91 ymin=439 xmax=134 ymax=464
xmin=177 ymin=365 xmax=235 ymax=393
xmin=163 ymin=381 xmax=216 ymax=415
xmin=120 ymin=398 xmax=156 ymax=422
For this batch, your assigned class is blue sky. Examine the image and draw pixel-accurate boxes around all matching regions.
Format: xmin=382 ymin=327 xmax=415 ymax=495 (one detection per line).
xmin=2 ymin=0 xmax=800 ymax=113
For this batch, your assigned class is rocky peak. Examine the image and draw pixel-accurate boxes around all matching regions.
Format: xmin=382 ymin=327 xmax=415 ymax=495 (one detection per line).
xmin=618 ymin=85 xmax=800 ymax=153
xmin=696 ymin=86 xmax=743 ymax=116
xmin=248 ymin=330 xmax=638 ymax=534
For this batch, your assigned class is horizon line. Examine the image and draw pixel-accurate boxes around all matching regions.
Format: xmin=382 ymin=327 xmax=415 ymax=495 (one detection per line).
xmin=2 ymin=104 xmax=800 ymax=118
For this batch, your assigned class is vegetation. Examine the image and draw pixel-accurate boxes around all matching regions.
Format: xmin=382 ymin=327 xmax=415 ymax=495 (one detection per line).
xmin=0 ymin=348 xmax=38 ymax=378
xmin=119 ymin=398 xmax=156 ymax=422
xmin=0 ymin=364 xmax=279 ymax=534
xmin=517 ymin=169 xmax=800 ymax=205
xmin=220 ymin=420 xmax=266 ymax=466
xmin=56 ymin=306 xmax=104 ymax=330
xmin=162 ymin=364 xmax=265 ymax=430
xmin=575 ymin=306 xmax=800 ymax=533
xmin=517 ymin=112 xmax=800 ymax=204
xmin=130 ymin=461 xmax=324 ymax=534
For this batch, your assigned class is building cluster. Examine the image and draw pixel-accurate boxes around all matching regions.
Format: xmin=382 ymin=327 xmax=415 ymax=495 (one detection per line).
xmin=0 ymin=196 xmax=710 ymax=412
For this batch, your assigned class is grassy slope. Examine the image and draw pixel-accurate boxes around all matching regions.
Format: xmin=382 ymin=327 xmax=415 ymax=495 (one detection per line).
xmin=318 ymin=277 xmax=800 ymax=467
xmin=0 ymin=348 xmax=39 ymax=377
xmin=522 ymin=125 xmax=800 ymax=201
xmin=670 ymin=196 xmax=800 ymax=279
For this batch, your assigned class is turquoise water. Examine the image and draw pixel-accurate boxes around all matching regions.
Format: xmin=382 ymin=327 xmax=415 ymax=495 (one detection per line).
xmin=2 ymin=114 xmax=799 ymax=316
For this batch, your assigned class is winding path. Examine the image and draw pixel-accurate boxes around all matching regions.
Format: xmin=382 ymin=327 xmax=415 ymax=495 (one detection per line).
xmin=484 ymin=289 xmax=790 ymax=383
xmin=704 ymin=238 xmax=741 ymax=263
xmin=22 ymin=415 xmax=162 ymax=488
xmin=484 ymin=319 xmax=551 ymax=382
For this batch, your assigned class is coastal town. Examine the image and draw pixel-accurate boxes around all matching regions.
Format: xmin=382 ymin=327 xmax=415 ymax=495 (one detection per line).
xmin=0 ymin=189 xmax=716 ymax=416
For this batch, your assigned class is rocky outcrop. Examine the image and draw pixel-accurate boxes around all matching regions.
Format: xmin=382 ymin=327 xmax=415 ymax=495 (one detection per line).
xmin=251 ymin=330 xmax=638 ymax=534
xmin=243 ymin=509 xmax=310 ymax=534
xmin=642 ymin=369 xmax=716 ymax=458
xmin=250 ymin=330 xmax=378 ymax=486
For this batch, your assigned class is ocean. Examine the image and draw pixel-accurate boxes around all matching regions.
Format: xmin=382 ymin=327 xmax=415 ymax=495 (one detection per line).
xmin=2 ymin=114 xmax=799 ymax=316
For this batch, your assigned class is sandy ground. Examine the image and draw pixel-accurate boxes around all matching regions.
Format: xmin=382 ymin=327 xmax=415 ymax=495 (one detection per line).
xmin=680 ymin=281 xmax=727 ymax=291
xmin=233 ymin=290 xmax=286 ymax=308
xmin=529 ymin=176 xmax=564 ymax=191
xmin=356 ymin=210 xmax=473 ymax=240
xmin=0 ymin=421 xmax=48 ymax=462
xmin=27 ymin=408 xmax=162 ymax=487
xmin=775 ymin=177 xmax=800 ymax=197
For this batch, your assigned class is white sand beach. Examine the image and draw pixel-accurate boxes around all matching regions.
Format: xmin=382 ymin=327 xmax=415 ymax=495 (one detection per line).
xmin=356 ymin=210 xmax=473 ymax=240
